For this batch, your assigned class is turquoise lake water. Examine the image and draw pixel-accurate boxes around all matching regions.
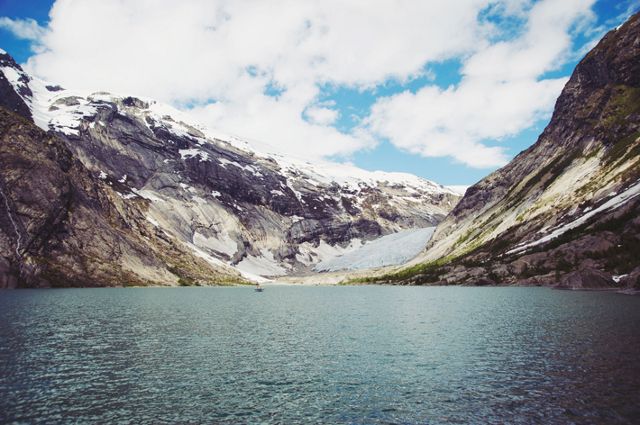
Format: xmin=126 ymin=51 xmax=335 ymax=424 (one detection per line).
xmin=0 ymin=286 xmax=639 ymax=424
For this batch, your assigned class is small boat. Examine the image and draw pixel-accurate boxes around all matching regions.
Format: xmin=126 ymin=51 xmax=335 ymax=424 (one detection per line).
xmin=255 ymin=285 xmax=264 ymax=292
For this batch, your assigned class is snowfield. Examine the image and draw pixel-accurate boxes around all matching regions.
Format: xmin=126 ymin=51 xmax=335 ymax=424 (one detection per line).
xmin=315 ymin=227 xmax=436 ymax=272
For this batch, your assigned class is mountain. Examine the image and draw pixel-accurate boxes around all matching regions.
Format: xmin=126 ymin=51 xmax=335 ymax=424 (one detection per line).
xmin=0 ymin=107 xmax=249 ymax=288
xmin=0 ymin=49 xmax=459 ymax=287
xmin=360 ymin=13 xmax=640 ymax=289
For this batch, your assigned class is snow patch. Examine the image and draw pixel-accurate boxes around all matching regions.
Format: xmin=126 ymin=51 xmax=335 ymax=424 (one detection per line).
xmin=508 ymin=179 xmax=640 ymax=255
xmin=217 ymin=158 xmax=262 ymax=176
xmin=179 ymin=182 xmax=197 ymax=193
xmin=146 ymin=216 xmax=160 ymax=227
xmin=218 ymin=158 xmax=241 ymax=168
xmin=179 ymin=148 xmax=209 ymax=161
xmin=118 ymin=192 xmax=137 ymax=200
xmin=613 ymin=274 xmax=628 ymax=283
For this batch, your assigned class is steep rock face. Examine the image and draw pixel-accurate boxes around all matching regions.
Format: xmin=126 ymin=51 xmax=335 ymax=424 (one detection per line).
xmin=0 ymin=51 xmax=32 ymax=120
xmin=0 ymin=108 xmax=245 ymax=288
xmin=367 ymin=13 xmax=640 ymax=287
xmin=0 ymin=52 xmax=460 ymax=281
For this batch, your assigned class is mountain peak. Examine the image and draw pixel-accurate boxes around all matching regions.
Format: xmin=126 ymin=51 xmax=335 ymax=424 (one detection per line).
xmin=0 ymin=49 xmax=32 ymax=120
xmin=0 ymin=54 xmax=460 ymax=285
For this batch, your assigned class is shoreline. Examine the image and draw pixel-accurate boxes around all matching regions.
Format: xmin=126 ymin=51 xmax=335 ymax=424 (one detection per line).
xmin=2 ymin=283 xmax=637 ymax=294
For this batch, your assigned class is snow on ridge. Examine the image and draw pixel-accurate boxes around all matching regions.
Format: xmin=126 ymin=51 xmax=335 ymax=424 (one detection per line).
xmin=445 ymin=185 xmax=470 ymax=196
xmin=315 ymin=227 xmax=436 ymax=272
xmin=68 ymin=89 xmax=451 ymax=195
xmin=263 ymin=153 xmax=455 ymax=196
xmin=507 ymin=179 xmax=640 ymax=255
xmin=0 ymin=64 xmax=100 ymax=135
xmin=6 ymin=62 xmax=452 ymax=196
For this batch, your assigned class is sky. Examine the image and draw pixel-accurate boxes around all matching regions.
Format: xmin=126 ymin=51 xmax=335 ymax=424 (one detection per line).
xmin=0 ymin=0 xmax=638 ymax=185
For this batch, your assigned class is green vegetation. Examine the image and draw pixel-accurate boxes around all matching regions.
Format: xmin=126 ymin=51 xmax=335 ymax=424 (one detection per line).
xmin=585 ymin=237 xmax=640 ymax=274
xmin=347 ymin=255 xmax=456 ymax=285
xmin=346 ymin=82 xmax=640 ymax=286
xmin=525 ymin=196 xmax=638 ymax=256
xmin=453 ymin=228 xmax=476 ymax=248
xmin=499 ymin=148 xmax=581 ymax=213
xmin=484 ymin=234 xmax=516 ymax=255
xmin=599 ymin=85 xmax=640 ymax=167
xmin=583 ymin=208 xmax=640 ymax=274
xmin=556 ymin=255 xmax=573 ymax=273
xmin=604 ymin=130 xmax=640 ymax=166
xmin=355 ymin=191 xmax=639 ymax=285
xmin=601 ymin=85 xmax=640 ymax=130
xmin=523 ymin=198 xmax=640 ymax=274
xmin=166 ymin=263 xmax=249 ymax=287
xmin=453 ymin=216 xmax=500 ymax=250
xmin=167 ymin=265 xmax=202 ymax=286
xmin=178 ymin=276 xmax=198 ymax=286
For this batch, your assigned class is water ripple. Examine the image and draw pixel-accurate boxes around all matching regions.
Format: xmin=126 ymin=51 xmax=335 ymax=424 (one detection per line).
xmin=0 ymin=286 xmax=639 ymax=424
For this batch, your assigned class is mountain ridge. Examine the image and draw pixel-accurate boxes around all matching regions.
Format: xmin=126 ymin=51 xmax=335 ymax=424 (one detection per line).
xmin=355 ymin=13 xmax=640 ymax=289
xmin=0 ymin=50 xmax=459 ymax=286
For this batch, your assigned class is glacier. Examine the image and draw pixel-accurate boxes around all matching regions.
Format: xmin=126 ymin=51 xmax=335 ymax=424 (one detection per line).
xmin=315 ymin=227 xmax=436 ymax=272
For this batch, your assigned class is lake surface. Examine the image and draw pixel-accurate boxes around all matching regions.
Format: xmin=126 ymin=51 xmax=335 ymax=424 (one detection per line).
xmin=0 ymin=286 xmax=639 ymax=424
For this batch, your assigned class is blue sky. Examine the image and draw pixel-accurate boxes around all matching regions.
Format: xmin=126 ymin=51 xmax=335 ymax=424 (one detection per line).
xmin=0 ymin=0 xmax=638 ymax=185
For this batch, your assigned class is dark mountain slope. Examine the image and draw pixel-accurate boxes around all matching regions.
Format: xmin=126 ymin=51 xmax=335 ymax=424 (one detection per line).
xmin=0 ymin=53 xmax=31 ymax=120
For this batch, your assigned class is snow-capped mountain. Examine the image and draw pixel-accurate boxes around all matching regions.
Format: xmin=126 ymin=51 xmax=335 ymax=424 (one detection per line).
xmin=363 ymin=13 xmax=640 ymax=288
xmin=0 ymin=49 xmax=459 ymax=286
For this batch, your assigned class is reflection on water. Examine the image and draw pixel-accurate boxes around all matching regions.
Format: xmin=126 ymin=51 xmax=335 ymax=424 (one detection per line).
xmin=0 ymin=286 xmax=639 ymax=424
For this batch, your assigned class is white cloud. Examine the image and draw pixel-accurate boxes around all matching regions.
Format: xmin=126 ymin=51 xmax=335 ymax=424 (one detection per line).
xmin=188 ymin=91 xmax=372 ymax=158
xmin=365 ymin=78 xmax=567 ymax=168
xmin=365 ymin=0 xmax=595 ymax=168
xmin=0 ymin=17 xmax=46 ymax=41
xmin=20 ymin=0 xmax=493 ymax=159
xmin=304 ymin=106 xmax=339 ymax=126
xmin=10 ymin=0 xmax=600 ymax=166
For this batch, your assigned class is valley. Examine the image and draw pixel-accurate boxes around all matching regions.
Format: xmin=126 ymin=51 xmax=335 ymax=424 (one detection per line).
xmin=0 ymin=13 xmax=639 ymax=290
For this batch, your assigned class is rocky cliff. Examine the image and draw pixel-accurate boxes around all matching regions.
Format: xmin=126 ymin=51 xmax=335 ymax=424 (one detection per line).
xmin=0 ymin=107 xmax=248 ymax=288
xmin=361 ymin=13 xmax=640 ymax=289
xmin=0 ymin=50 xmax=459 ymax=286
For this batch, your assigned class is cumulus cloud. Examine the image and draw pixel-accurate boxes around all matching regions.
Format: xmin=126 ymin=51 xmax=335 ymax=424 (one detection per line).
xmin=365 ymin=78 xmax=566 ymax=167
xmin=23 ymin=0 xmax=495 ymax=159
xmin=365 ymin=0 xmax=595 ymax=168
xmin=8 ymin=0 xmax=599 ymax=164
xmin=304 ymin=106 xmax=339 ymax=126
xmin=0 ymin=17 xmax=46 ymax=41
xmin=188 ymin=91 xmax=372 ymax=158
